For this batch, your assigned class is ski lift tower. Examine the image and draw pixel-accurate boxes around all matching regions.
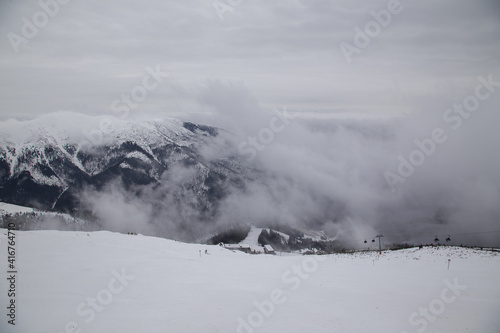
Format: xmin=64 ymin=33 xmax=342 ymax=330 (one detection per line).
xmin=375 ymin=234 xmax=383 ymax=254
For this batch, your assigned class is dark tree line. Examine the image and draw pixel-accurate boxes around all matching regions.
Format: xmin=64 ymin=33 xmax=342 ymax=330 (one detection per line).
xmin=258 ymin=229 xmax=338 ymax=253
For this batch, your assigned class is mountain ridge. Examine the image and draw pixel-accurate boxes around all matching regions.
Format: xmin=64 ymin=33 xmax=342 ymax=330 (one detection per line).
xmin=0 ymin=113 xmax=252 ymax=236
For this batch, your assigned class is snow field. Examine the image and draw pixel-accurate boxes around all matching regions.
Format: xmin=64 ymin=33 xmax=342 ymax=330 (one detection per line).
xmin=0 ymin=230 xmax=498 ymax=333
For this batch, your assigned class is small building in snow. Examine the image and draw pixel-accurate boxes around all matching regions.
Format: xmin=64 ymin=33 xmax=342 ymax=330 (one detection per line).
xmin=263 ymin=244 xmax=275 ymax=255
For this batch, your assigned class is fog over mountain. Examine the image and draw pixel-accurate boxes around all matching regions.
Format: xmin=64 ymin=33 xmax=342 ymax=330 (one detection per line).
xmin=0 ymin=0 xmax=499 ymax=247
xmin=1 ymin=99 xmax=499 ymax=247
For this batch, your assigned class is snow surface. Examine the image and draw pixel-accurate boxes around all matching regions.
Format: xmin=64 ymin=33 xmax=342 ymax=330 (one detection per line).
xmin=242 ymin=226 xmax=263 ymax=246
xmin=0 ymin=202 xmax=89 ymax=230
xmin=0 ymin=112 xmax=194 ymax=148
xmin=238 ymin=226 xmax=266 ymax=253
xmin=0 ymin=230 xmax=499 ymax=333
xmin=0 ymin=112 xmax=205 ymax=183
xmin=0 ymin=202 xmax=35 ymax=215
xmin=266 ymin=229 xmax=290 ymax=242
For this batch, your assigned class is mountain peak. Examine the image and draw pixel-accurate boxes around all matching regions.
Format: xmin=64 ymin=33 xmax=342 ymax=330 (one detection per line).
xmin=0 ymin=112 xmax=246 ymax=234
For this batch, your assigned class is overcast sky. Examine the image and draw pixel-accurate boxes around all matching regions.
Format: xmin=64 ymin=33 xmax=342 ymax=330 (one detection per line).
xmin=1 ymin=0 xmax=500 ymax=245
xmin=1 ymin=0 xmax=499 ymax=120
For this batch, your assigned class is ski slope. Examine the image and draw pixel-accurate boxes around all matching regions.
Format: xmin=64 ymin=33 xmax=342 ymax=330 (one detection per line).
xmin=0 ymin=202 xmax=35 ymax=215
xmin=0 ymin=229 xmax=499 ymax=333
xmin=241 ymin=226 xmax=263 ymax=246
xmin=239 ymin=226 xmax=265 ymax=253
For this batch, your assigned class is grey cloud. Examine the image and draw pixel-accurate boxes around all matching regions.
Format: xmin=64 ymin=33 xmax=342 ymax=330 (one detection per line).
xmin=1 ymin=0 xmax=499 ymax=117
xmin=0 ymin=0 xmax=499 ymax=246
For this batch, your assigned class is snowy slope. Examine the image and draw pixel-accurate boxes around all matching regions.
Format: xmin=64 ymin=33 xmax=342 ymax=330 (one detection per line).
xmin=0 ymin=202 xmax=92 ymax=231
xmin=0 ymin=230 xmax=499 ymax=333
xmin=0 ymin=202 xmax=35 ymax=215
xmin=0 ymin=112 xmax=203 ymax=182
xmin=239 ymin=226 xmax=265 ymax=252
xmin=0 ymin=112 xmax=198 ymax=150
xmin=241 ymin=226 xmax=263 ymax=246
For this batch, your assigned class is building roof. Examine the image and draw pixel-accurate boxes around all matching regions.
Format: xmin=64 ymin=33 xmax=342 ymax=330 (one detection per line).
xmin=224 ymin=244 xmax=251 ymax=249
xmin=264 ymin=245 xmax=275 ymax=252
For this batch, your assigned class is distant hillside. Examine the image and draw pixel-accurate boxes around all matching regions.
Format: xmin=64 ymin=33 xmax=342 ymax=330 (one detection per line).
xmin=0 ymin=114 xmax=256 ymax=240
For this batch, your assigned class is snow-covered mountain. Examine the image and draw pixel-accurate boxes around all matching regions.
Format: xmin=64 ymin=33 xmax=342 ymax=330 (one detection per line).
xmin=0 ymin=113 xmax=251 ymax=230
